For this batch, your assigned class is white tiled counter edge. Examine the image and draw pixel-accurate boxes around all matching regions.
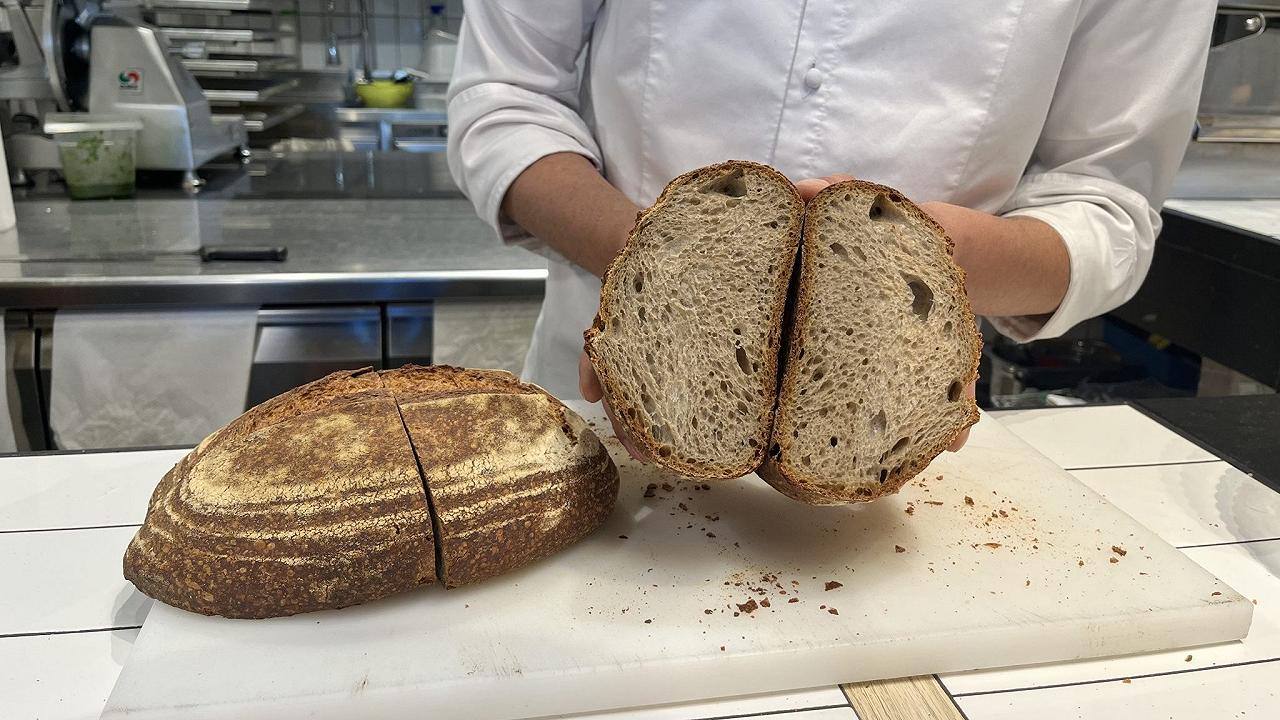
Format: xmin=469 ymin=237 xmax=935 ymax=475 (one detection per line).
xmin=2 ymin=405 xmax=1278 ymax=720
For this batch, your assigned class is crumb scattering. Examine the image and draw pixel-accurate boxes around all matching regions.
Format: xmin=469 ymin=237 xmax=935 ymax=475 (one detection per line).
xmin=894 ymin=545 xmax=906 ymax=554
xmin=828 ymin=607 xmax=839 ymax=615
xmin=1122 ymin=678 xmax=1132 ymax=684
xmin=964 ymin=496 xmax=974 ymax=506
xmin=1111 ymin=545 xmax=1127 ymax=556
xmin=1109 ymin=557 xmax=1119 ymax=564
xmin=825 ymin=581 xmax=843 ymax=591
xmin=923 ymin=500 xmax=944 ymax=506
xmin=618 ymin=535 xmax=628 ymax=539
xmin=1185 ymin=654 xmax=1192 ymax=662
xmin=788 ymin=597 xmax=799 ymax=604
xmin=1211 ymin=591 xmax=1222 ymax=597
xmin=736 ymin=599 xmax=759 ymax=614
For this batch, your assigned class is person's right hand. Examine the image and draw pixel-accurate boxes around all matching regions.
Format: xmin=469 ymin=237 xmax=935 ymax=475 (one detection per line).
xmin=579 ymin=350 xmax=651 ymax=462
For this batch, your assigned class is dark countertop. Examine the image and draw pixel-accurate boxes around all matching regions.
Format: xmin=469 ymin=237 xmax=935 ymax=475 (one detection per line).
xmin=1113 ymin=206 xmax=1280 ymax=390
xmin=1136 ymin=394 xmax=1280 ymax=495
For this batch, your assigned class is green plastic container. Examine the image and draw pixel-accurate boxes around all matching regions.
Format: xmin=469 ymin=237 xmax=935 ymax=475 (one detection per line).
xmin=44 ymin=114 xmax=143 ymax=200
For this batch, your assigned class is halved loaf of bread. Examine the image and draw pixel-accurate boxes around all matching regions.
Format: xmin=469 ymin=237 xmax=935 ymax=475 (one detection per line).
xmin=587 ymin=164 xmax=980 ymax=502
xmin=124 ymin=365 xmax=618 ymax=618
xmin=760 ymin=181 xmax=981 ymax=504
xmin=585 ymin=160 xmax=803 ymax=478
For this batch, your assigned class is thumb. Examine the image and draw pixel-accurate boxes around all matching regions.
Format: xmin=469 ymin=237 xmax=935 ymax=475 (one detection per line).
xmin=795 ymin=173 xmax=856 ymax=202
xmin=579 ymin=351 xmax=604 ymax=403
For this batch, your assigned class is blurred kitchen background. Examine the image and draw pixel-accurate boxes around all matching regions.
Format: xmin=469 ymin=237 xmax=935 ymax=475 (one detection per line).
xmin=0 ymin=0 xmax=1276 ymax=453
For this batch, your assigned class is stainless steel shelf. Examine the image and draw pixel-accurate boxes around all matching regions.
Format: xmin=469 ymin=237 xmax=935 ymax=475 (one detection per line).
xmin=159 ymin=27 xmax=276 ymax=43
xmin=181 ymin=54 xmax=296 ymax=74
xmin=393 ymin=139 xmax=448 ymax=154
xmin=1196 ymin=114 xmax=1280 ymax=144
xmin=220 ymin=103 xmax=305 ymax=132
xmin=200 ymin=77 xmax=299 ymax=103
xmin=145 ymin=0 xmax=294 ymax=12
xmin=333 ymin=102 xmax=448 ymax=126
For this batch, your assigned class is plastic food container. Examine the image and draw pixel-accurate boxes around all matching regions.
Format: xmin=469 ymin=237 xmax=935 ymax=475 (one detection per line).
xmin=44 ymin=113 xmax=144 ymax=200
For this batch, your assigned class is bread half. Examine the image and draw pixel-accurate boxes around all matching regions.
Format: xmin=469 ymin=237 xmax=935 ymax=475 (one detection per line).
xmin=586 ymin=160 xmax=802 ymax=479
xmin=760 ymin=181 xmax=981 ymax=504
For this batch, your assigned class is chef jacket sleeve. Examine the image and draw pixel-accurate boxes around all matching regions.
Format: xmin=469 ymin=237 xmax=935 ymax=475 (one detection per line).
xmin=988 ymin=0 xmax=1217 ymax=341
xmin=446 ymin=0 xmax=604 ymax=251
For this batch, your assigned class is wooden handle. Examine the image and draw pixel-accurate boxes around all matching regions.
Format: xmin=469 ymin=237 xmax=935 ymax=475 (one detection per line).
xmin=841 ymin=675 xmax=965 ymax=720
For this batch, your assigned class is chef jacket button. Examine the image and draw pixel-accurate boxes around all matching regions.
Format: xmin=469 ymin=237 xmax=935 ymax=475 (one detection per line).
xmin=803 ymin=67 xmax=824 ymax=90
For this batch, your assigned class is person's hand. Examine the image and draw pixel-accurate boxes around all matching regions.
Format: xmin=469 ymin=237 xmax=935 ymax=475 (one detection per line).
xmin=579 ymin=350 xmax=651 ymax=462
xmin=917 ymin=201 xmax=986 ymax=452
xmin=794 ymin=174 xmax=856 ymax=202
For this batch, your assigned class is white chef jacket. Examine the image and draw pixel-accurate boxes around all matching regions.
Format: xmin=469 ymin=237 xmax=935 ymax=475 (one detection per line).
xmin=447 ymin=0 xmax=1216 ymax=401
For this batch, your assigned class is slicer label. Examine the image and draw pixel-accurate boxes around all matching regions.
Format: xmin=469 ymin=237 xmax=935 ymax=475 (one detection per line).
xmin=118 ymin=69 xmax=143 ymax=93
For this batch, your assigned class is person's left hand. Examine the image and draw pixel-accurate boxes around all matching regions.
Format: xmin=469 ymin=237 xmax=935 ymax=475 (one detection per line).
xmin=796 ymin=176 xmax=978 ymax=452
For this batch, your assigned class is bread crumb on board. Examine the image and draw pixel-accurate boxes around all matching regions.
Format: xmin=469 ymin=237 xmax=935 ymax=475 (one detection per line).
xmin=825 ymin=581 xmax=843 ymax=591
xmin=894 ymin=545 xmax=906 ymax=553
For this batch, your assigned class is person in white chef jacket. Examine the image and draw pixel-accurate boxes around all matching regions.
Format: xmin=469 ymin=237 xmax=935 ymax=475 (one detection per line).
xmin=446 ymin=1 xmax=1216 ymax=449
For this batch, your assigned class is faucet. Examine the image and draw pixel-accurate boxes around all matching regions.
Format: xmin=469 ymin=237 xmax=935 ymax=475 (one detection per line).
xmin=323 ymin=0 xmax=374 ymax=80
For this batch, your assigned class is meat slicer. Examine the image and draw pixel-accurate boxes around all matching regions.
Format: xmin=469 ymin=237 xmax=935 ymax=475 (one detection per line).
xmin=0 ymin=0 xmax=246 ymax=188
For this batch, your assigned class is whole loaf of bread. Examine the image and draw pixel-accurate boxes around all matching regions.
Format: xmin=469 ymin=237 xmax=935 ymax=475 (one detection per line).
xmin=123 ymin=365 xmax=619 ymax=619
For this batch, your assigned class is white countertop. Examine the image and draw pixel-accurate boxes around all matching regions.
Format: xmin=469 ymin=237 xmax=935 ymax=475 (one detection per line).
xmin=3 ymin=405 xmax=1279 ymax=720
xmin=1164 ymin=199 xmax=1280 ymax=240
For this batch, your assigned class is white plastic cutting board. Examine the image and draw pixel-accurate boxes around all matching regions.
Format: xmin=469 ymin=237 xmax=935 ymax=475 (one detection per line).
xmin=102 ymin=409 xmax=1253 ymax=720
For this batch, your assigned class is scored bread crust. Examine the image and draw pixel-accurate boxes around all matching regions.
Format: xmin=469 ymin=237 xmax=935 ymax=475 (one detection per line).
xmin=123 ymin=383 xmax=436 ymax=619
xmin=123 ymin=365 xmax=619 ymax=618
xmin=397 ymin=389 xmax=618 ymax=588
xmin=585 ymin=160 xmax=803 ymax=479
xmin=759 ymin=180 xmax=982 ymax=505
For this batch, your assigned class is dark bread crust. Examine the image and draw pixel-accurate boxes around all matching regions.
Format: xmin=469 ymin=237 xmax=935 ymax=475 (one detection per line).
xmin=585 ymin=160 xmax=804 ymax=479
xmin=123 ymin=365 xmax=620 ymax=618
xmin=760 ymin=180 xmax=982 ymax=505
xmin=398 ymin=391 xmax=618 ymax=587
xmin=123 ymin=390 xmax=437 ymax=619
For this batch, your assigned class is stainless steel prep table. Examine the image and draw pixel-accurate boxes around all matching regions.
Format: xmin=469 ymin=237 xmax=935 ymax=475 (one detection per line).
xmin=0 ymin=197 xmax=548 ymax=450
xmin=0 ymin=198 xmax=546 ymax=307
